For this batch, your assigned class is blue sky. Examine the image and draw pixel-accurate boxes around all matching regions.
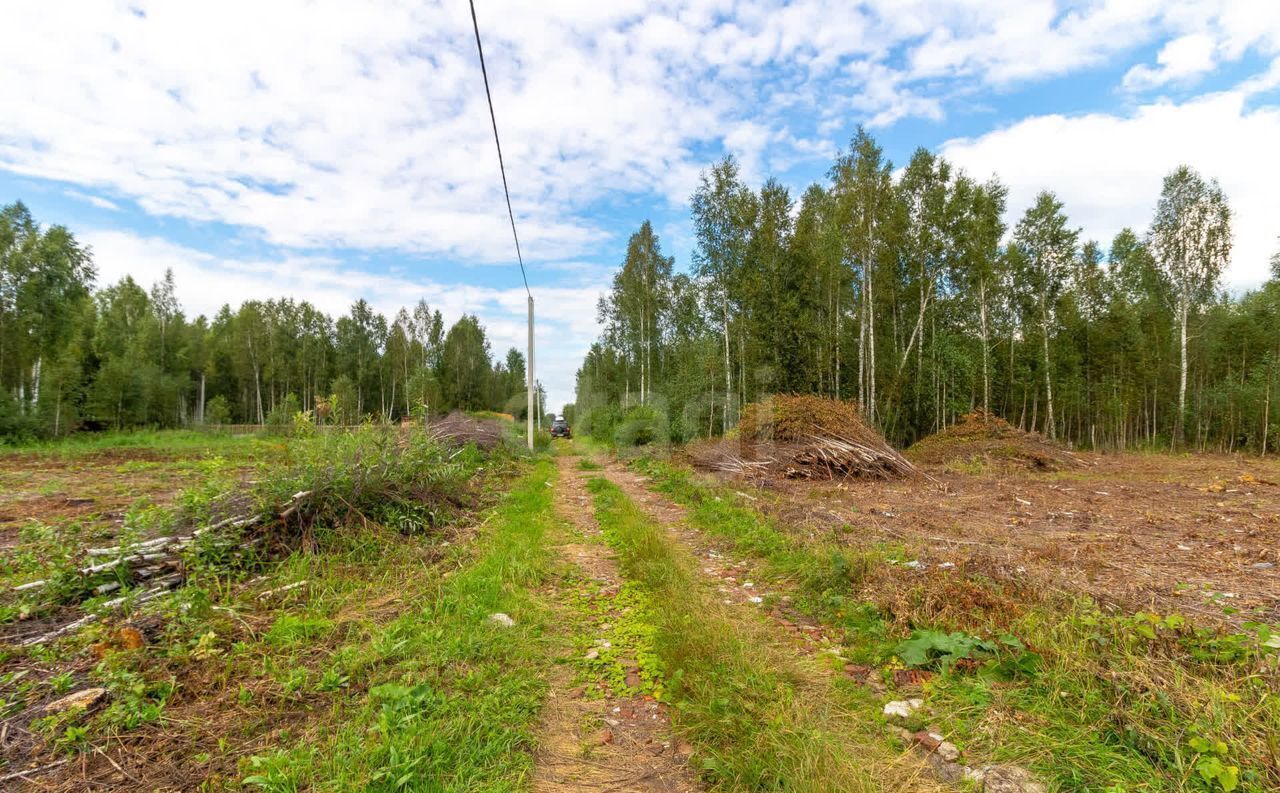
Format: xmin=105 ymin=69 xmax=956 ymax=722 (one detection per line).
xmin=3 ymin=1 xmax=1279 ymax=411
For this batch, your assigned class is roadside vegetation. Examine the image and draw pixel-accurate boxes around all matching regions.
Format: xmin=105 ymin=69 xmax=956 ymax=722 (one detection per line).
xmin=583 ymin=471 xmax=938 ymax=792
xmin=631 ymin=457 xmax=1280 ymax=792
xmin=0 ymin=421 xmax=565 ymax=789
xmin=575 ymin=139 xmax=1279 ymax=458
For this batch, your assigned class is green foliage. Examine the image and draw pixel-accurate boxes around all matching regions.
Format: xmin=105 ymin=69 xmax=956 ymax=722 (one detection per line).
xmin=583 ymin=404 xmax=621 ymax=443
xmin=1189 ymin=736 xmax=1240 ymax=792
xmin=203 ymin=394 xmax=232 ymax=425
xmin=893 ymin=629 xmax=997 ymax=670
xmin=613 ymin=404 xmax=668 ymax=447
xmin=573 ymin=138 xmax=1277 ymax=453
xmin=236 ymin=461 xmax=560 ymax=790
xmin=265 ymin=614 xmax=334 ymax=647
xmin=265 ymin=392 xmax=301 ymax=429
xmin=0 ymin=205 xmax=532 ymax=441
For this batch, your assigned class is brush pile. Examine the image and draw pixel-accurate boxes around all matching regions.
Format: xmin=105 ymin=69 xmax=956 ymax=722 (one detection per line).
xmin=428 ymin=411 xmax=506 ymax=450
xmin=690 ymin=395 xmax=917 ymax=482
xmin=4 ymin=426 xmax=480 ymax=646
xmin=906 ymin=410 xmax=1085 ymax=470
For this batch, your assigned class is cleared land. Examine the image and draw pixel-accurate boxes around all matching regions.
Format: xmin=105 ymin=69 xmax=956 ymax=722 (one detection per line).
xmin=758 ymin=452 xmax=1280 ymax=628
xmin=1 ymin=428 xmax=1276 ymax=792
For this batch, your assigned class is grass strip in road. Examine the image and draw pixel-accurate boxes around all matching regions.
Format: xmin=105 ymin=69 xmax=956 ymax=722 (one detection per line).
xmin=240 ymin=459 xmax=561 ymax=792
xmin=631 ymin=458 xmax=1280 ymax=793
xmin=585 ymin=475 xmax=933 ymax=793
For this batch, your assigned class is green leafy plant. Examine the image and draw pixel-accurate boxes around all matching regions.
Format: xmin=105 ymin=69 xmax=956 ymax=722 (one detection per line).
xmin=316 ymin=668 xmax=350 ymax=693
xmin=1189 ymin=736 xmax=1240 ymax=791
xmin=893 ymin=629 xmax=998 ymax=671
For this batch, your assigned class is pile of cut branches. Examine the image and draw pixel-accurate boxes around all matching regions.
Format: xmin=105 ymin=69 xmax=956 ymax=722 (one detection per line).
xmin=905 ymin=410 xmax=1086 ymax=470
xmin=3 ymin=426 xmax=486 ymax=646
xmin=428 ymin=411 xmax=506 ymax=451
xmin=690 ymin=395 xmax=917 ymax=482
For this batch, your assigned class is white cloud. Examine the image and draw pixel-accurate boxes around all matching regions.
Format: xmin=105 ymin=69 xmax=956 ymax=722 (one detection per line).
xmin=1120 ymin=1 xmax=1280 ymax=92
xmin=903 ymin=0 xmax=1166 ymax=84
xmin=65 ymin=190 xmax=121 ymax=211
xmin=82 ymin=230 xmax=606 ymax=411
xmin=0 ymin=0 xmax=901 ymax=260
xmin=941 ymin=86 xmax=1280 ymax=290
xmin=3 ymin=0 xmax=1247 ymax=265
xmin=1123 ymin=33 xmax=1218 ymax=90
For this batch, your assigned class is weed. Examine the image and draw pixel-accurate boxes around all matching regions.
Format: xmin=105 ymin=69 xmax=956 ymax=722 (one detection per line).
xmin=47 ymin=671 xmax=75 ymax=694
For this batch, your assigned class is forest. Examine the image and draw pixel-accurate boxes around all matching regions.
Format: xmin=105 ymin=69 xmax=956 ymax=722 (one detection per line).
xmin=0 ymin=201 xmax=539 ymax=441
xmin=576 ymin=128 xmax=1280 ymax=452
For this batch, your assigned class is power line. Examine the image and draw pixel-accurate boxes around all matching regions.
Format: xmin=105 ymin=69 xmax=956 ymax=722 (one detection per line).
xmin=468 ymin=0 xmax=529 ymax=296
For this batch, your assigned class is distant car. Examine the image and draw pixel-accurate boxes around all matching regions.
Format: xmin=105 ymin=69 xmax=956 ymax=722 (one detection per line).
xmin=550 ymin=418 xmax=572 ymax=438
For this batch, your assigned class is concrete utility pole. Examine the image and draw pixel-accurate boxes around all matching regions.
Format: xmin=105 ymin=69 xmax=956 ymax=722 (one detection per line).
xmin=527 ymin=295 xmax=534 ymax=450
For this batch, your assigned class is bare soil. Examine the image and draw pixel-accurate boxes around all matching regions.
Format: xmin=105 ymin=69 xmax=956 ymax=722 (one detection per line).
xmin=753 ymin=452 xmax=1280 ymax=627
xmin=0 ymin=449 xmax=257 ymax=549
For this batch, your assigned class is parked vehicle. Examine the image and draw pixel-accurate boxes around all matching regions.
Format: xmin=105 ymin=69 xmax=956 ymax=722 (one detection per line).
xmin=550 ymin=417 xmax=572 ymax=438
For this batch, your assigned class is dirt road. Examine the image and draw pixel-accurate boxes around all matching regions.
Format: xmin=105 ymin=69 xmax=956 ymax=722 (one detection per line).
xmin=535 ymin=455 xmax=702 ymax=792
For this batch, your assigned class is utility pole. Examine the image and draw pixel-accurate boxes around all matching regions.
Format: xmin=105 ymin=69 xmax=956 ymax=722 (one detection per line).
xmin=527 ymin=295 xmax=534 ymax=450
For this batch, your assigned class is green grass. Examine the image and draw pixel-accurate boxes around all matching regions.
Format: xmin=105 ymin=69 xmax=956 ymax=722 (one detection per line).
xmin=0 ymin=428 xmax=277 ymax=458
xmin=2 ymin=430 xmax=567 ymax=791
xmin=235 ymin=459 xmax=561 ymax=791
xmin=584 ymin=474 xmax=935 ymax=793
xmin=631 ymin=458 xmax=1280 ymax=793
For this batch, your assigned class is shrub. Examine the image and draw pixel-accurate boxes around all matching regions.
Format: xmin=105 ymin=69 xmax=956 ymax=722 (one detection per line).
xmin=203 ymin=395 xmax=232 ymax=425
xmin=614 ymin=405 xmax=668 ymax=447
xmin=585 ymin=405 xmax=622 ymax=442
xmin=265 ymin=393 xmax=301 ymax=432
xmin=0 ymin=390 xmax=42 ymax=443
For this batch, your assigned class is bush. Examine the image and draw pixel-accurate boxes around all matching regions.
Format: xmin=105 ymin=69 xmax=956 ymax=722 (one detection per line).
xmin=203 ymin=395 xmax=232 ymax=425
xmin=266 ymin=393 xmax=301 ymax=432
xmin=614 ymin=405 xmax=668 ymax=447
xmin=0 ymin=391 xmax=42 ymax=443
xmin=584 ymin=405 xmax=621 ymax=442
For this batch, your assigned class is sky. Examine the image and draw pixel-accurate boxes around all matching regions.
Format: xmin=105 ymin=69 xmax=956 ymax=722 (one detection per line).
xmin=2 ymin=1 xmax=1279 ymax=412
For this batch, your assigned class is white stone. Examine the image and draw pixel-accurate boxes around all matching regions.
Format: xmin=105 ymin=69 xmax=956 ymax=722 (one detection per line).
xmin=487 ymin=613 xmax=515 ymax=628
xmin=882 ymin=698 xmax=924 ymax=722
xmin=937 ymin=741 xmax=961 ymax=762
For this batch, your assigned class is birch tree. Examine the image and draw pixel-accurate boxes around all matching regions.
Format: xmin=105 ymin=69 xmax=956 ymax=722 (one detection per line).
xmin=951 ymin=176 xmax=1007 ymax=415
xmin=691 ymin=157 xmax=754 ymax=427
xmin=830 ymin=128 xmax=893 ymax=419
xmin=1148 ymin=165 xmax=1232 ymax=448
xmin=1013 ymin=192 xmax=1079 ymax=440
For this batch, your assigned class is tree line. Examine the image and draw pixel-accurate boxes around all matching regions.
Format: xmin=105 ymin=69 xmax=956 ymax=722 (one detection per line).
xmin=0 ymin=201 xmax=540 ymax=440
xmin=575 ymin=129 xmax=1280 ymax=453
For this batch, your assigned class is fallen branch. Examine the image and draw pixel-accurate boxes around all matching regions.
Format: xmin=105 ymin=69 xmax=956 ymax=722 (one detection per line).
xmin=0 ymin=757 xmax=73 ymax=783
xmin=258 ymin=580 xmax=308 ymax=600
xmin=278 ymin=490 xmax=312 ymax=521
xmin=22 ymin=614 xmax=97 ymax=647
